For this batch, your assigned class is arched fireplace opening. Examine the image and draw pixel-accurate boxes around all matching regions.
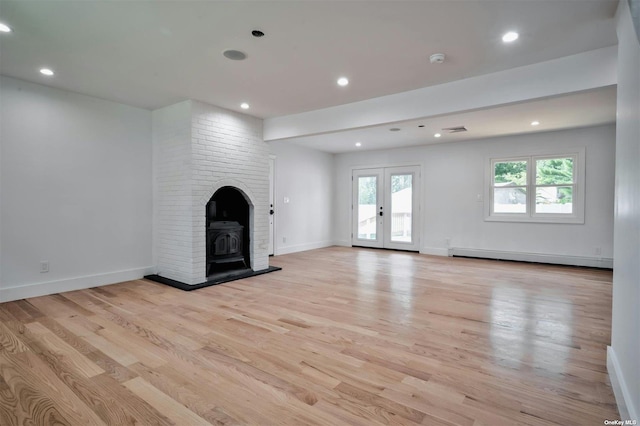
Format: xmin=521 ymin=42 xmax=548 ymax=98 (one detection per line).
xmin=206 ymin=186 xmax=251 ymax=278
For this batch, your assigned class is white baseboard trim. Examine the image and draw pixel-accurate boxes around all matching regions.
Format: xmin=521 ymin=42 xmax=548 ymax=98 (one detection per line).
xmin=607 ymin=346 xmax=638 ymax=421
xmin=333 ymin=239 xmax=351 ymax=247
xmin=449 ymin=247 xmax=613 ymax=268
xmin=420 ymin=247 xmax=450 ymax=256
xmin=0 ymin=266 xmax=155 ymax=303
xmin=275 ymin=241 xmax=334 ymax=256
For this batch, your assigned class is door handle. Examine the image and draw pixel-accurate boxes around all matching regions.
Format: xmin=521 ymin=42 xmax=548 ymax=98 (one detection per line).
xmin=270 ymin=209 xmax=274 ymax=215
xmin=379 ymin=211 xmax=383 ymax=216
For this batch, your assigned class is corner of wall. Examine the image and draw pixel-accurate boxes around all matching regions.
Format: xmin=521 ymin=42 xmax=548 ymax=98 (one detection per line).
xmin=608 ymin=346 xmax=638 ymax=421
xmin=610 ymin=0 xmax=640 ymax=421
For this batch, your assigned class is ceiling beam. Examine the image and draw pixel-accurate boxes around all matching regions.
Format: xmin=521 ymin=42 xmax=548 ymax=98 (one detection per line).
xmin=264 ymin=46 xmax=617 ymax=141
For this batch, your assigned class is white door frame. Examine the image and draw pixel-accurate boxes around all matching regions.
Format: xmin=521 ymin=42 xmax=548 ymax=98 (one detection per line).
xmin=351 ymin=165 xmax=421 ymax=251
xmin=268 ymin=155 xmax=276 ymax=256
xmin=352 ymin=168 xmax=384 ymax=248
xmin=382 ymin=165 xmax=420 ymax=251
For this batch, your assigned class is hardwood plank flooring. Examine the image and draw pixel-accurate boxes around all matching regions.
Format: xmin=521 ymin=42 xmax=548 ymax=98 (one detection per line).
xmin=0 ymin=247 xmax=618 ymax=425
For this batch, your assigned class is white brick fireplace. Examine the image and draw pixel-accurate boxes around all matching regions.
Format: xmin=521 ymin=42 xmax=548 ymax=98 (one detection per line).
xmin=152 ymin=100 xmax=270 ymax=285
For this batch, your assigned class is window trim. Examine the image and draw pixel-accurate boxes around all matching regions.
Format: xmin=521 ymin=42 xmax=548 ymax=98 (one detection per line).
xmin=485 ymin=148 xmax=585 ymax=224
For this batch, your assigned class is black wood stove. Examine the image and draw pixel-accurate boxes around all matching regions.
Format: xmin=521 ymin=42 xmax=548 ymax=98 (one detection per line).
xmin=207 ymin=220 xmax=246 ymax=275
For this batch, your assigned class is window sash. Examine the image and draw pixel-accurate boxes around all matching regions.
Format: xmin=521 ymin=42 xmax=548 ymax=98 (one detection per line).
xmin=534 ymin=184 xmax=575 ymax=215
xmin=490 ymin=157 xmax=531 ymax=216
xmin=492 ymin=159 xmax=528 ymax=186
xmin=531 ymin=154 xmax=577 ymax=217
xmin=533 ymin=156 xmax=576 ymax=186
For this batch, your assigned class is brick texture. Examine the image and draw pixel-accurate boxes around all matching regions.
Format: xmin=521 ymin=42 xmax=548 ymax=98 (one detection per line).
xmin=153 ymin=100 xmax=269 ymax=284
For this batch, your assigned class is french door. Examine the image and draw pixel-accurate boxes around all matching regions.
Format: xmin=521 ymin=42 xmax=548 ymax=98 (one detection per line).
xmin=352 ymin=166 xmax=420 ymax=251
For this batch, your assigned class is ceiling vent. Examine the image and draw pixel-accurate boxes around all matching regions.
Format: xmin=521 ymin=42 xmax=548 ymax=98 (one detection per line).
xmin=442 ymin=125 xmax=467 ymax=133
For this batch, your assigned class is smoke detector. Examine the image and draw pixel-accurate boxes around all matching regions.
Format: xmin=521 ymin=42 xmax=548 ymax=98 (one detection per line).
xmin=430 ymin=53 xmax=445 ymax=64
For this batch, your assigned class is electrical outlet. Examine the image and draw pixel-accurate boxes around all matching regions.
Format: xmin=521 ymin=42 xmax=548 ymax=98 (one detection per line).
xmin=595 ymin=247 xmax=602 ymax=256
xmin=476 ymin=194 xmax=483 ymax=202
xmin=445 ymin=238 xmax=451 ymax=248
xmin=283 ymin=197 xmax=290 ymax=204
xmin=283 ymin=237 xmax=287 ymax=243
xmin=40 ymin=261 xmax=49 ymax=273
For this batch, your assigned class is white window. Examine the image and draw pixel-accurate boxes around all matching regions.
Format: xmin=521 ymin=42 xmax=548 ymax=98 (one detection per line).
xmin=486 ymin=149 xmax=585 ymax=223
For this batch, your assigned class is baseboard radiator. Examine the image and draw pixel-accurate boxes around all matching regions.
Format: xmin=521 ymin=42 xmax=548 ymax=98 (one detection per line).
xmin=449 ymin=247 xmax=613 ymax=269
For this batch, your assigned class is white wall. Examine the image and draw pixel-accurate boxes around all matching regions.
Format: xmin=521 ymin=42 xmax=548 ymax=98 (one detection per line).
xmin=269 ymin=142 xmax=334 ymax=255
xmin=334 ymin=125 xmax=615 ymax=264
xmin=609 ymin=0 xmax=640 ymax=420
xmin=0 ymin=76 xmax=153 ymax=302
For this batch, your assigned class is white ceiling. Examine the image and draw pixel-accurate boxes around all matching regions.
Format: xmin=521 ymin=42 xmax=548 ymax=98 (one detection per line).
xmin=0 ymin=0 xmax=618 ymax=120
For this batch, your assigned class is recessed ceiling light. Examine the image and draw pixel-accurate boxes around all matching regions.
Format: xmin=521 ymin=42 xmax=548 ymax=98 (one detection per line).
xmin=502 ymin=31 xmax=519 ymax=43
xmin=434 ymin=133 xmax=442 ymax=138
xmin=40 ymin=68 xmax=54 ymax=76
xmin=0 ymin=23 xmax=12 ymax=33
xmin=337 ymin=77 xmax=349 ymax=87
xmin=531 ymin=121 xmax=540 ymax=126
xmin=355 ymin=142 xmax=362 ymax=147
xmin=389 ymin=128 xmax=401 ymax=132
xmin=240 ymin=103 xmax=250 ymax=109
xmin=223 ymin=49 xmax=247 ymax=60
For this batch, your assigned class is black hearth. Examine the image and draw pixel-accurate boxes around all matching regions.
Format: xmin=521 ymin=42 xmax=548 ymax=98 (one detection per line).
xmin=206 ymin=187 xmax=250 ymax=277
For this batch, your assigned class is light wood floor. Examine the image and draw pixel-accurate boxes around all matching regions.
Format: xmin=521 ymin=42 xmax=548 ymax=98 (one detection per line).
xmin=0 ymin=247 xmax=618 ymax=425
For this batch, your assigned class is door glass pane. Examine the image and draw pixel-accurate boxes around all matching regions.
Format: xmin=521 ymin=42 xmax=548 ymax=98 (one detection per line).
xmin=390 ymin=174 xmax=412 ymax=242
xmin=536 ymin=186 xmax=573 ymax=214
xmin=493 ymin=187 xmax=527 ymax=213
xmin=358 ymin=176 xmax=377 ymax=239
